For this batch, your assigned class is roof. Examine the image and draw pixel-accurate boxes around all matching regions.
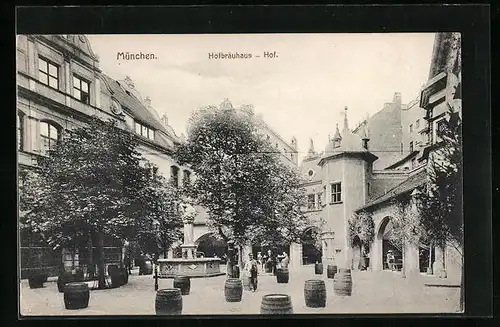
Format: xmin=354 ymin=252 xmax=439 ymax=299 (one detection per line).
xmin=101 ymin=74 xmax=177 ymax=141
xmin=384 ymin=150 xmax=419 ymax=170
xmin=357 ymin=168 xmax=427 ymax=211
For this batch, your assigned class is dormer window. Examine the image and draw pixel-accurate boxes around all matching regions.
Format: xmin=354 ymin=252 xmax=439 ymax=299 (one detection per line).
xmin=134 ymin=121 xmax=155 ymax=141
xmin=73 ymin=75 xmax=90 ymax=104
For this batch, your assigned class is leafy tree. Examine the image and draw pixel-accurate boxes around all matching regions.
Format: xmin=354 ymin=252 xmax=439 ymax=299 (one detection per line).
xmin=20 ymin=116 xmax=182 ymax=289
xmin=390 ymin=193 xmax=427 ymax=278
xmin=176 ymin=104 xmax=312 ymax=268
xmin=248 ymin=158 xmax=311 ymax=251
xmin=415 ymin=105 xmax=463 ymax=309
xmin=348 ymin=211 xmax=375 ymax=268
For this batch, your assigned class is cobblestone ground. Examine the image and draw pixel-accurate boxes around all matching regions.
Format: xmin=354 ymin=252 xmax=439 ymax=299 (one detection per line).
xmin=20 ymin=265 xmax=461 ymax=316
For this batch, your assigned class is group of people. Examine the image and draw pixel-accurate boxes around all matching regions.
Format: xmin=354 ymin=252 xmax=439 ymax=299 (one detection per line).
xmin=241 ymin=250 xmax=290 ymax=292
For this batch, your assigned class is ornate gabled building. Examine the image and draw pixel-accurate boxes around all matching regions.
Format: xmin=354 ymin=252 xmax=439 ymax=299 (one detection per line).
xmin=17 ymin=34 xmax=191 ymax=277
xmin=298 ymin=32 xmax=462 ymax=282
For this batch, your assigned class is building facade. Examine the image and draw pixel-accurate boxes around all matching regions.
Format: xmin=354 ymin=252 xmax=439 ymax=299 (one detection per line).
xmin=298 ymin=32 xmax=462 ymax=282
xmin=17 ymin=34 xmax=191 ymax=276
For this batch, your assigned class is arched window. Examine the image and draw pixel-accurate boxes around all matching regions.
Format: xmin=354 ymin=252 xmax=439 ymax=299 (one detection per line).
xmin=17 ymin=112 xmax=24 ymax=151
xmin=40 ymin=121 xmax=60 ymax=154
xmin=170 ymin=165 xmax=179 ymax=187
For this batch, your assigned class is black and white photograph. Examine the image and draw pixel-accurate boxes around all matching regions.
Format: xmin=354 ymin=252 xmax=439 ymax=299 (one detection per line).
xmin=17 ymin=31 xmax=464 ymax=316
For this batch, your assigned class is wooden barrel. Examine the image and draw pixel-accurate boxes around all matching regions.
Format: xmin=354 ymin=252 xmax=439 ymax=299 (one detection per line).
xmin=64 ymin=282 xmax=90 ymax=310
xmin=224 ymin=278 xmax=243 ymax=302
xmin=314 ymin=263 xmax=323 ymax=275
xmin=109 ymin=265 xmax=124 ymax=288
xmin=155 ymin=288 xmax=182 ymax=315
xmin=140 ymin=260 xmax=153 ymax=275
xmin=28 ymin=277 xmax=44 ymax=289
xmin=333 ymin=268 xmax=352 ymax=296
xmin=327 ymin=265 xmax=337 ymax=279
xmin=173 ymin=276 xmax=191 ymax=295
xmin=276 ymin=267 xmax=289 ymax=284
xmin=304 ymin=279 xmax=326 ymax=308
xmin=260 ymin=294 xmax=293 ymax=314
xmin=57 ymin=272 xmax=75 ymax=293
xmin=107 ymin=264 xmax=119 ymax=276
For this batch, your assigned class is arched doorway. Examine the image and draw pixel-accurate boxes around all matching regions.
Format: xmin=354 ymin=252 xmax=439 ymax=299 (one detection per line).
xmin=419 ymin=243 xmax=435 ymax=273
xmin=301 ymin=227 xmax=322 ymax=265
xmin=195 ymin=233 xmax=227 ymax=260
xmin=376 ymin=217 xmax=402 ymax=271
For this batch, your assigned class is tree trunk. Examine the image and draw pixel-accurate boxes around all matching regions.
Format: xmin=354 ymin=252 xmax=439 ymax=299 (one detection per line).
xmin=95 ymin=231 xmax=106 ymax=289
xmin=88 ymin=233 xmax=93 ymax=280
xmin=238 ymin=245 xmax=243 ymax=270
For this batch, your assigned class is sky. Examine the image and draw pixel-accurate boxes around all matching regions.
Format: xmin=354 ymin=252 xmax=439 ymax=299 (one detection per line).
xmin=87 ymin=33 xmax=435 ymax=160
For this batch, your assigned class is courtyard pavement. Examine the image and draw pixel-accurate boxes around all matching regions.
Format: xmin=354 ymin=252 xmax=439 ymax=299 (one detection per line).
xmin=19 ymin=265 xmax=461 ymax=316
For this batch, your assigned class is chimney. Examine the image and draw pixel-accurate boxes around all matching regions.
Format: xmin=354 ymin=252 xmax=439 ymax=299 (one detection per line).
xmin=160 ymin=114 xmax=168 ymax=127
xmin=291 ymin=136 xmax=297 ymax=149
xmin=393 ymin=92 xmax=402 ymax=105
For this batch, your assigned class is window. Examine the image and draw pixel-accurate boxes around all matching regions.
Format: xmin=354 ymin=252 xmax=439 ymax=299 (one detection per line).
xmin=367 ymin=182 xmax=370 ymax=196
xmin=40 ymin=121 xmax=59 ymax=154
xmin=73 ymin=75 xmax=90 ymax=104
xmin=183 ymin=170 xmax=191 ymax=186
xmin=317 ymin=193 xmax=322 ymax=207
xmin=409 ymin=124 xmax=413 ymax=133
xmin=307 ymin=194 xmax=316 ymax=210
xmin=38 ymin=57 xmax=59 ymax=89
xmin=330 ymin=182 xmax=342 ymax=203
xmin=400 ymin=143 xmax=403 ymax=155
xmin=170 ymin=166 xmax=179 ymax=187
xmin=323 ymin=186 xmax=327 ymax=204
xmin=134 ymin=121 xmax=155 ymax=141
xmin=416 ymin=119 xmax=420 ymax=129
xmin=409 ymin=141 xmax=414 ymax=153
xmin=17 ymin=113 xmax=24 ymax=151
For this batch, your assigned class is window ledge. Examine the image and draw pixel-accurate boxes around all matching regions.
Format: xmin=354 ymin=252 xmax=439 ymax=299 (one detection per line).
xmin=329 ymin=201 xmax=343 ymax=205
xmin=306 ymin=209 xmax=322 ymax=213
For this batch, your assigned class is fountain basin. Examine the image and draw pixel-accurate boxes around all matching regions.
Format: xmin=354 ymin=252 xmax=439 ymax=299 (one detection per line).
xmin=156 ymin=258 xmax=224 ymax=278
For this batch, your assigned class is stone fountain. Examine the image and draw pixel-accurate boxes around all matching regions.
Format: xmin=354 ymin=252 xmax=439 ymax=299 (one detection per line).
xmin=156 ymin=203 xmax=223 ymax=278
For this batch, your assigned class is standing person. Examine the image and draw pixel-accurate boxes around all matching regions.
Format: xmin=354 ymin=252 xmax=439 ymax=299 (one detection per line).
xmin=266 ymin=249 xmax=273 ymax=274
xmin=244 ymin=253 xmax=259 ymax=292
xmin=387 ymin=250 xmax=395 ymax=271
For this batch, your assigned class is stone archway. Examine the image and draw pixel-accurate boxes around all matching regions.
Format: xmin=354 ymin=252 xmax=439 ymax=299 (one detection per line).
xmin=301 ymin=226 xmax=322 ymax=265
xmin=372 ymin=216 xmax=393 ymax=271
